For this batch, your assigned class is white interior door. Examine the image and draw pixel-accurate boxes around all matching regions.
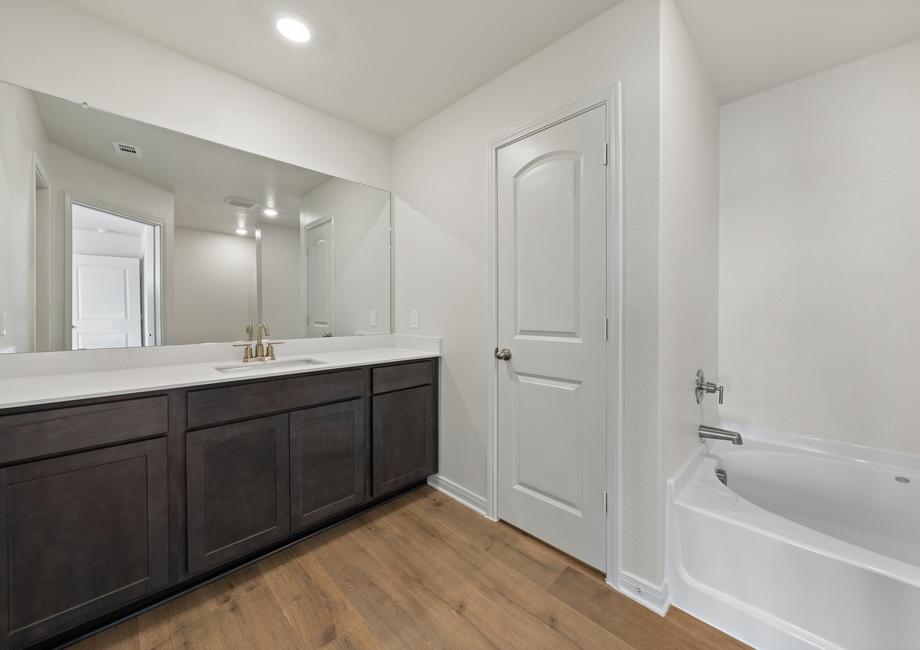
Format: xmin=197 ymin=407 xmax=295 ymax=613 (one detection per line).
xmin=496 ymin=105 xmax=608 ymax=569
xmin=72 ymin=254 xmax=142 ymax=349
xmin=305 ymin=220 xmax=335 ymax=338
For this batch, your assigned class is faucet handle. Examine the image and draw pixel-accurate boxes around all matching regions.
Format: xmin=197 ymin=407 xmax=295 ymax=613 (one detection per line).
xmin=695 ymin=369 xmax=725 ymax=405
xmin=245 ymin=323 xmax=254 ymax=341
xmin=265 ymin=341 xmax=283 ymax=360
xmin=234 ymin=342 xmax=254 ymax=362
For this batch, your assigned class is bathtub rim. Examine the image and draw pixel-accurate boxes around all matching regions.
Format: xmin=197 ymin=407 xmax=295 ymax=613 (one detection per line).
xmin=720 ymin=421 xmax=920 ymax=475
xmin=668 ymin=425 xmax=920 ymax=649
xmin=675 ymin=428 xmax=920 ymax=589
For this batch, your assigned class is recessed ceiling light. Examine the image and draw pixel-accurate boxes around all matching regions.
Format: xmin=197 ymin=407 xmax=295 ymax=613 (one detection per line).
xmin=235 ymin=228 xmax=248 ymax=236
xmin=275 ymin=15 xmax=312 ymax=43
xmin=95 ymin=228 xmax=108 ymax=233
xmin=263 ymin=207 xmax=278 ymax=217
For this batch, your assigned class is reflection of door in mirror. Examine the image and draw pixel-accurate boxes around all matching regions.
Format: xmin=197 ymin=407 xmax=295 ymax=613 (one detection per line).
xmin=72 ymin=254 xmax=141 ymax=349
xmin=68 ymin=202 xmax=161 ymax=350
xmin=305 ymin=219 xmax=334 ymax=338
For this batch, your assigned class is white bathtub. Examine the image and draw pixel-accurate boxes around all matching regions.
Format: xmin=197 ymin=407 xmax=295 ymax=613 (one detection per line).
xmin=669 ymin=426 xmax=920 ymax=649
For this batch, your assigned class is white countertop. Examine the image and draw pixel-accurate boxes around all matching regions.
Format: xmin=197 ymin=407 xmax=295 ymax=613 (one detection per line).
xmin=0 ymin=345 xmax=440 ymax=411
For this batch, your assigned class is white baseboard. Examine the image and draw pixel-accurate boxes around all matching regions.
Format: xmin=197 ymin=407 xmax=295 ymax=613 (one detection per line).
xmin=610 ymin=571 xmax=671 ymax=616
xmin=427 ymin=474 xmax=488 ymax=516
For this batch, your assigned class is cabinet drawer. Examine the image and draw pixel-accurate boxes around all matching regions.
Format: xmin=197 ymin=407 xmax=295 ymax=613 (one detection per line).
xmin=0 ymin=396 xmax=169 ymax=465
xmin=187 ymin=370 xmax=364 ymax=429
xmin=372 ymin=361 xmax=434 ymax=395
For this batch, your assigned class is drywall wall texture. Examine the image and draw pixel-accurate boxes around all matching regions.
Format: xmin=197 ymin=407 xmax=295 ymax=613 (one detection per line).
xmin=300 ymin=178 xmax=391 ymax=337
xmin=719 ymin=39 xmax=920 ymax=454
xmin=172 ymin=227 xmax=257 ymax=345
xmin=659 ymin=0 xmax=720 ymax=480
xmin=258 ymin=223 xmax=301 ymax=339
xmin=393 ymin=0 xmax=665 ymax=583
xmin=0 ymin=0 xmax=391 ymax=191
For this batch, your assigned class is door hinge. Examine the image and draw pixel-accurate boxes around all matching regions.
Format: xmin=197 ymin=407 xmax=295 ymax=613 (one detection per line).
xmin=603 ymin=490 xmax=608 ymax=514
xmin=603 ymin=317 xmax=609 ymax=341
xmin=603 ymin=142 xmax=609 ymax=166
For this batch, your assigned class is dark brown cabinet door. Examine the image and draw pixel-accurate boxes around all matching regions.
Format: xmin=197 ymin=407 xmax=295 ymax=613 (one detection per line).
xmin=186 ymin=415 xmax=289 ymax=574
xmin=290 ymin=400 xmax=366 ymax=532
xmin=0 ymin=438 xmax=169 ymax=649
xmin=372 ymin=385 xmax=436 ymax=497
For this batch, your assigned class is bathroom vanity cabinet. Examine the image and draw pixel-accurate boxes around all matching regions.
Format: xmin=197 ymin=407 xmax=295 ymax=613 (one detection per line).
xmin=0 ymin=358 xmax=438 ymax=649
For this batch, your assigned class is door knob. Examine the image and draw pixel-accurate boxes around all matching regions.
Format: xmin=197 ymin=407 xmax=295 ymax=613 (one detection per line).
xmin=494 ymin=347 xmax=512 ymax=361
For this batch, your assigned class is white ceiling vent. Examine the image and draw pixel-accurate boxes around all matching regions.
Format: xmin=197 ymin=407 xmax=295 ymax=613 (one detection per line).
xmin=225 ymin=196 xmax=260 ymax=210
xmin=112 ymin=141 xmax=142 ymax=159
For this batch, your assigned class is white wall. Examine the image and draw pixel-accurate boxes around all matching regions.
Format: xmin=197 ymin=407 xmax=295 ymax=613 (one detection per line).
xmin=48 ymin=143 xmax=175 ymax=348
xmin=393 ymin=0 xmax=665 ymax=584
xmin=0 ymin=0 xmax=390 ymax=191
xmin=659 ymin=1 xmax=720 ymax=479
xmin=0 ymin=83 xmax=48 ymax=353
xmin=257 ymin=224 xmax=301 ymax=339
xmin=300 ymin=179 xmax=391 ymax=336
xmin=172 ymin=227 xmax=257 ymax=345
xmin=719 ymin=40 xmax=920 ymax=454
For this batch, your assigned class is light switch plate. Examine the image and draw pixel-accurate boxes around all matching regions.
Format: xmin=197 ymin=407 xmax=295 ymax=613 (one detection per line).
xmin=0 ymin=310 xmax=6 ymax=337
xmin=369 ymin=310 xmax=377 ymax=327
xmin=410 ymin=309 xmax=419 ymax=329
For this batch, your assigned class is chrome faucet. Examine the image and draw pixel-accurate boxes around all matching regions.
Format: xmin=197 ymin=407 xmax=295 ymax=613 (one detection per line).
xmin=695 ymin=369 xmax=724 ymax=404
xmin=698 ymin=425 xmax=743 ymax=445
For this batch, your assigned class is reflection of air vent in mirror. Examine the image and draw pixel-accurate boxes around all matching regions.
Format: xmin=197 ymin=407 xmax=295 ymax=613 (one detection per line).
xmin=112 ymin=141 xmax=142 ymax=159
xmin=225 ymin=196 xmax=260 ymax=210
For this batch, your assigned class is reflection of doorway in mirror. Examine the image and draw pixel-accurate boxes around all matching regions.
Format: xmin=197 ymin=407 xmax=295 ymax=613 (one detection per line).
xmin=30 ymin=154 xmax=51 ymax=353
xmin=67 ymin=200 xmax=162 ymax=350
xmin=305 ymin=218 xmax=334 ymax=338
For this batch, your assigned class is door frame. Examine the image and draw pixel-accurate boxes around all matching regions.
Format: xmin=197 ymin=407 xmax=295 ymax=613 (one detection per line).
xmin=302 ymin=216 xmax=335 ymax=337
xmin=485 ymin=86 xmax=623 ymax=580
xmin=64 ymin=192 xmax=166 ymax=350
xmin=29 ymin=152 xmax=51 ymax=352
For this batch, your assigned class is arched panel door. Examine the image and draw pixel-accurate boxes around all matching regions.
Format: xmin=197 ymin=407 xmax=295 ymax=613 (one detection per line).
xmin=496 ymin=105 xmax=608 ymax=570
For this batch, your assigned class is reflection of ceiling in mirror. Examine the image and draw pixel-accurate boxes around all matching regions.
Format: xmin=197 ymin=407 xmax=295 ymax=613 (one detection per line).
xmin=33 ymin=92 xmax=331 ymax=236
xmin=72 ymin=204 xmax=148 ymax=237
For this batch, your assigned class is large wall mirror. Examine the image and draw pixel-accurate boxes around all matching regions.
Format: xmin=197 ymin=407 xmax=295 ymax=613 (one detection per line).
xmin=0 ymin=80 xmax=392 ymax=353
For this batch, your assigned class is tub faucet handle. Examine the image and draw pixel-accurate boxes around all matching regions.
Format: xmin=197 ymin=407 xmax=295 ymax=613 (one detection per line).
xmin=695 ymin=370 xmax=724 ymax=405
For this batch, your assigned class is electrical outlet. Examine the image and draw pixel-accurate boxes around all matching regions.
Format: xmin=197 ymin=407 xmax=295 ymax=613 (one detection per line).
xmin=410 ymin=309 xmax=419 ymax=329
xmin=369 ymin=310 xmax=377 ymax=327
xmin=0 ymin=310 xmax=6 ymax=337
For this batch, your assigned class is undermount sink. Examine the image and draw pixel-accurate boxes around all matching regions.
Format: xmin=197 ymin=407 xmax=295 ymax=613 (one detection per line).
xmin=214 ymin=358 xmax=325 ymax=374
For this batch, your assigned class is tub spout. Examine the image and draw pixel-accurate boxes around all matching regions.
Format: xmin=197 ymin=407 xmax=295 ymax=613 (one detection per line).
xmin=699 ymin=425 xmax=743 ymax=445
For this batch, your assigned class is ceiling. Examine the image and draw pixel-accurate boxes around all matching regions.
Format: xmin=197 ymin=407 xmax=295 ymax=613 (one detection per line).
xmin=56 ymin=0 xmax=623 ymax=138
xmin=675 ymin=0 xmax=920 ymax=105
xmin=35 ymin=92 xmax=331 ymax=236
xmin=50 ymin=1 xmax=920 ymax=133
xmin=72 ymin=204 xmax=149 ymax=237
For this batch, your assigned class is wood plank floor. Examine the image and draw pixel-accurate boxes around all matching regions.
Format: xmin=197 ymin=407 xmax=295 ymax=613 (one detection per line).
xmin=75 ymin=487 xmax=747 ymax=649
